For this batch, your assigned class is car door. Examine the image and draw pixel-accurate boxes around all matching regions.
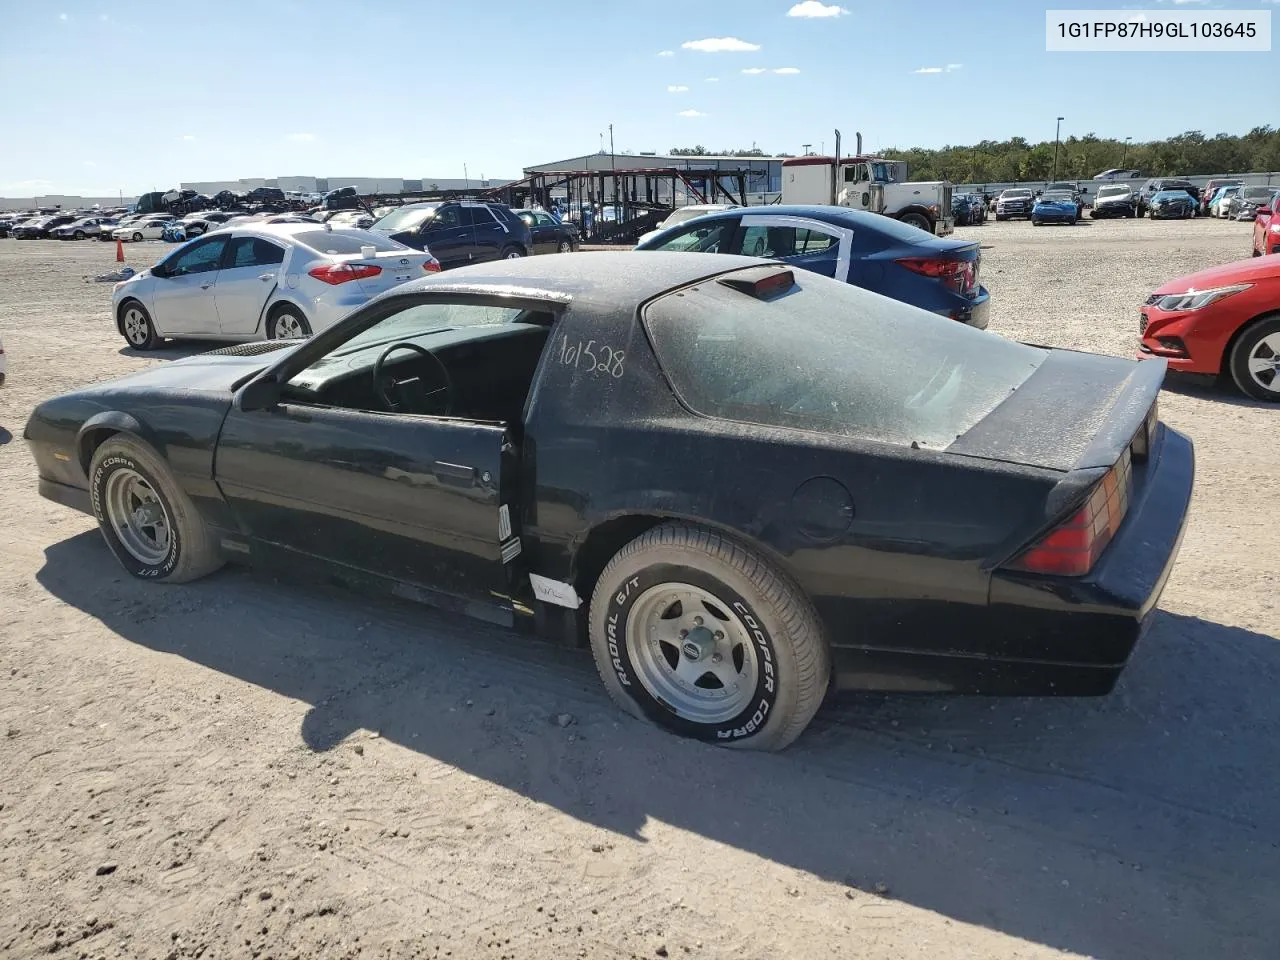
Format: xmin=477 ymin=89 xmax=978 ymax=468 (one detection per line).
xmin=464 ymin=205 xmax=509 ymax=261
xmin=213 ymin=235 xmax=287 ymax=336
xmin=213 ymin=299 xmax=526 ymax=617
xmin=730 ymin=215 xmax=850 ymax=281
xmin=148 ymin=234 xmax=230 ymax=336
xmin=417 ymin=205 xmax=473 ymax=268
xmin=520 ymin=213 xmax=549 ymax=254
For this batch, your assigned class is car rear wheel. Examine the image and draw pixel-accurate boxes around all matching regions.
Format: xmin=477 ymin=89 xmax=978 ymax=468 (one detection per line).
xmin=120 ymin=301 xmax=160 ymax=350
xmin=557 ymin=239 xmax=572 ymax=253
xmin=267 ymin=305 xmax=311 ymax=340
xmin=501 ymin=245 xmax=524 ymax=259
xmin=589 ymin=522 xmax=830 ymax=751
xmin=74 ymin=230 xmax=85 ymax=240
xmin=90 ymin=435 xmax=224 ymax=583
xmin=1228 ymin=314 xmax=1280 ymax=402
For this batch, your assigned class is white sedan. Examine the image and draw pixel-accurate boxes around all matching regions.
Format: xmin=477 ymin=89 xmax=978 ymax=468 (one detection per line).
xmin=110 ymin=223 xmax=440 ymax=349
xmin=113 ymin=220 xmax=170 ymax=242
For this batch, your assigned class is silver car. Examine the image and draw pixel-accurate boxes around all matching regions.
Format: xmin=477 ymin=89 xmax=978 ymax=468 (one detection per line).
xmin=52 ymin=216 xmax=117 ymax=240
xmin=110 ymin=224 xmax=441 ymax=350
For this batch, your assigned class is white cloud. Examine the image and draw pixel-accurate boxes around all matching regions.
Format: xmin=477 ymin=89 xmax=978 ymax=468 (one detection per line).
xmin=657 ymin=49 xmax=674 ymax=56
xmin=945 ymin=63 xmax=963 ymax=71
xmin=678 ymin=109 xmax=707 ymax=117
xmin=181 ymin=134 xmax=196 ymax=141
xmin=773 ymin=66 xmax=800 ymax=74
xmin=787 ymin=1 xmax=849 ymax=17
xmin=913 ymin=64 xmax=962 ymax=74
xmin=682 ymin=37 xmax=761 ymax=52
xmin=99 ymin=13 xmax=108 ymax=21
xmin=667 ymin=84 xmax=689 ymax=92
xmin=741 ymin=67 xmax=767 ymax=74
xmin=1171 ymin=0 xmax=1208 ymax=4
xmin=286 ymin=132 xmax=316 ymax=142
xmin=705 ymin=76 xmax=719 ymax=82
xmin=58 ymin=12 xmax=67 ymax=20
xmin=913 ymin=66 xmax=943 ymax=74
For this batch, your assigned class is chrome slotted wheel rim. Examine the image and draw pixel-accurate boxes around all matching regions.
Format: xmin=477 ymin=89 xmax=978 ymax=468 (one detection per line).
xmin=123 ymin=308 xmax=148 ymax=345
xmin=276 ymin=314 xmax=303 ymax=338
xmin=104 ymin=468 xmax=171 ymax=564
xmin=1247 ymin=333 xmax=1280 ymax=392
xmin=626 ymin=583 xmax=760 ymax=724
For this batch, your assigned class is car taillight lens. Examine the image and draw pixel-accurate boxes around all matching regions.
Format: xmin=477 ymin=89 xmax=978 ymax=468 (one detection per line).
xmin=1010 ymin=449 xmax=1133 ymax=577
xmin=307 ymin=263 xmax=382 ymax=285
xmin=423 ymin=259 xmax=441 ymax=273
xmin=897 ymin=257 xmax=973 ymax=292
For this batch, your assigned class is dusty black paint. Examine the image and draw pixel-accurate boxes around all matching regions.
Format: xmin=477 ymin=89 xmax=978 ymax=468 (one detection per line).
xmin=23 ymin=253 xmax=1194 ymax=695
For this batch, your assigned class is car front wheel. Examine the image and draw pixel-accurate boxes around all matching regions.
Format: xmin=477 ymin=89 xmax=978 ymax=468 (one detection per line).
xmin=89 ymin=435 xmax=224 ymax=582
xmin=589 ymin=522 xmax=830 ymax=751
xmin=1229 ymin=313 xmax=1280 ymax=402
xmin=120 ymin=301 xmax=160 ymax=350
xmin=557 ymin=239 xmax=573 ymax=253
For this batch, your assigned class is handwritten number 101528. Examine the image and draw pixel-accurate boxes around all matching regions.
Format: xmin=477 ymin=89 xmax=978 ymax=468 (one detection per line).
xmin=558 ymin=335 xmax=624 ymax=379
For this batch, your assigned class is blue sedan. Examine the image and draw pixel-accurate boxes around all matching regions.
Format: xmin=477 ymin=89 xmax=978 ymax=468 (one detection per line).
xmin=634 ymin=205 xmax=990 ymax=328
xmin=1031 ymin=191 xmax=1079 ymax=225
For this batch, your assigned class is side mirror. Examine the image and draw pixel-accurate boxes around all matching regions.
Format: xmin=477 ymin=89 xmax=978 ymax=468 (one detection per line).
xmin=151 ymin=263 xmax=170 ymax=279
xmin=238 ymin=376 xmax=282 ymax=412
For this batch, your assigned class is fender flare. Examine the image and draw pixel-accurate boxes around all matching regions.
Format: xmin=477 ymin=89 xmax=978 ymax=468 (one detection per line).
xmin=76 ymin=411 xmax=162 ymax=474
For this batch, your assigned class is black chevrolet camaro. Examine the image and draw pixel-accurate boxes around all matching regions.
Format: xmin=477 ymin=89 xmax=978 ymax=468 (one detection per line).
xmin=25 ymin=253 xmax=1194 ymax=750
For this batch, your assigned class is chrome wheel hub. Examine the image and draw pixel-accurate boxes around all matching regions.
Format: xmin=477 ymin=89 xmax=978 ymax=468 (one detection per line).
xmin=626 ymin=583 xmax=759 ymax=725
xmin=276 ymin=314 xmax=302 ymax=338
xmin=1247 ymin=332 xmax=1280 ymax=391
xmin=123 ymin=309 xmax=147 ymax=344
xmin=104 ymin=468 xmax=171 ymax=565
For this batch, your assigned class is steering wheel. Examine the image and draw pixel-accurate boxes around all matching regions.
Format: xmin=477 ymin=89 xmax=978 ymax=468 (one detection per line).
xmin=373 ymin=342 xmax=453 ymax=416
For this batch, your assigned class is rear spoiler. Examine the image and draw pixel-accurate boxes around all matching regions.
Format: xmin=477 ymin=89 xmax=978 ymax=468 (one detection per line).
xmin=1072 ymin=356 xmax=1165 ymax=470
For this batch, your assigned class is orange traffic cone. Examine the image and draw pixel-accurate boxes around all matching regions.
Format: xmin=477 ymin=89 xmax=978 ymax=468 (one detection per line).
xmin=115 ymin=238 xmax=125 ymax=263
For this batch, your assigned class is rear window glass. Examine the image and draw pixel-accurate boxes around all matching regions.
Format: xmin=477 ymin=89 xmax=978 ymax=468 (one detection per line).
xmin=643 ymin=272 xmax=1047 ymax=449
xmin=294 ymin=230 xmax=407 ymax=255
xmin=1242 ymin=187 xmax=1274 ymax=200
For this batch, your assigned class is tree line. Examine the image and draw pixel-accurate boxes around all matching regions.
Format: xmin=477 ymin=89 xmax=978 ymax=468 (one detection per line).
xmin=671 ymin=127 xmax=1280 ymax=181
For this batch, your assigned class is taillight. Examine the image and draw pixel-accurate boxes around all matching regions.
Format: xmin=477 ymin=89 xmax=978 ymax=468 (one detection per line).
xmin=423 ymin=259 xmax=441 ymax=273
xmin=1010 ymin=449 xmax=1133 ymax=577
xmin=896 ymin=257 xmax=973 ymax=292
xmin=307 ymin=263 xmax=382 ymax=285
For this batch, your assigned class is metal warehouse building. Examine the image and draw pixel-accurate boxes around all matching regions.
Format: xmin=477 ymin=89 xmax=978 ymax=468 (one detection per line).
xmin=523 ymin=151 xmax=785 ymax=205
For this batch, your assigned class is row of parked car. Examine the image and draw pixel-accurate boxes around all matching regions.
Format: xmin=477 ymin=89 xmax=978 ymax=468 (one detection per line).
xmin=984 ymin=178 xmax=1280 ymax=224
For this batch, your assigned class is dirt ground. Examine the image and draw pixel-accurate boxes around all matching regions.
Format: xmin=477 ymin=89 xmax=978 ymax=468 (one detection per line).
xmin=1 ymin=219 xmax=1277 ymax=960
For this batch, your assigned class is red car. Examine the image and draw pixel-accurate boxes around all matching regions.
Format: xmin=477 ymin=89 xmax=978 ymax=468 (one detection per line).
xmin=1139 ymin=255 xmax=1280 ymax=401
xmin=1253 ymin=194 xmax=1280 ymax=258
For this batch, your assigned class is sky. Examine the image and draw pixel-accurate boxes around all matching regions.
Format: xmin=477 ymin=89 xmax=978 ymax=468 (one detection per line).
xmin=0 ymin=0 xmax=1276 ymax=196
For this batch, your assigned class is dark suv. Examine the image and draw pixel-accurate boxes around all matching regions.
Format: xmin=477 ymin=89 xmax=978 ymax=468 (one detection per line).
xmin=368 ymin=200 xmax=533 ymax=268
xmin=1137 ymin=178 xmax=1199 ymax=217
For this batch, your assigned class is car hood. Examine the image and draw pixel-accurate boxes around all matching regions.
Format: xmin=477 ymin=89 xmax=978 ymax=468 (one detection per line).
xmin=80 ymin=343 xmax=303 ymax=396
xmin=1095 ymin=195 xmax=1131 ymax=204
xmin=1153 ymin=257 xmax=1280 ymax=295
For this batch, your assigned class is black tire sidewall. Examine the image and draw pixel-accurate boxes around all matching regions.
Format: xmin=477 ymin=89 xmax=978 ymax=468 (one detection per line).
xmin=269 ymin=308 xmax=309 ymax=340
xmin=121 ymin=301 xmax=155 ymax=349
xmin=601 ymin=561 xmax=780 ymax=744
xmin=90 ymin=450 xmax=184 ymax=579
xmin=1230 ymin=316 xmax=1280 ymax=401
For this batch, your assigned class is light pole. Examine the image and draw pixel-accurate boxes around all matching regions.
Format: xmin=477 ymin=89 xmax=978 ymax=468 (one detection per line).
xmin=1122 ymin=136 xmax=1132 ymax=168
xmin=1053 ymin=116 xmax=1065 ymax=181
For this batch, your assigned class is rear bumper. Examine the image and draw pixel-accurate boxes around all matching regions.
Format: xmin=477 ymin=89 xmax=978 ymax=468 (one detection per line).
xmin=957 ymin=289 xmax=990 ymax=329
xmin=830 ymin=426 xmax=1194 ymax=695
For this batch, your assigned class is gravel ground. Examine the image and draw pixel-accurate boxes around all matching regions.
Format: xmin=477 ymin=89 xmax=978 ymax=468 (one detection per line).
xmin=1 ymin=218 xmax=1277 ymax=960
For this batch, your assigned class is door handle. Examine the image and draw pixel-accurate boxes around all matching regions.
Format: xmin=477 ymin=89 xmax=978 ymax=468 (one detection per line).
xmin=259 ymin=273 xmax=274 ymax=281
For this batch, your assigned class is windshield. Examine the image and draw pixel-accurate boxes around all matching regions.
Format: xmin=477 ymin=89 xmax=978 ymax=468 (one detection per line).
xmin=1097 ymin=186 xmax=1130 ymax=198
xmin=1001 ymin=189 xmax=1031 ymax=199
xmin=643 ymin=270 xmax=1047 ymax=449
xmin=1041 ymin=191 xmax=1073 ymax=201
xmin=1242 ymin=187 xmax=1273 ymax=200
xmin=318 ymin=303 xmax=528 ymax=358
xmin=1045 ymin=183 xmax=1074 ymax=192
xmin=372 ymin=205 xmax=436 ymax=232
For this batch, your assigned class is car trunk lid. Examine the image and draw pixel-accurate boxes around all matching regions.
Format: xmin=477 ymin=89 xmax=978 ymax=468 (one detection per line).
xmin=946 ymin=349 xmax=1164 ymax=472
xmin=895 ymin=236 xmax=981 ymax=297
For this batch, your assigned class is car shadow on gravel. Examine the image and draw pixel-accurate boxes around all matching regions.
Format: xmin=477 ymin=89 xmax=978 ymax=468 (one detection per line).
xmin=36 ymin=530 xmax=1280 ymax=960
xmin=1161 ymin=370 xmax=1276 ymax=409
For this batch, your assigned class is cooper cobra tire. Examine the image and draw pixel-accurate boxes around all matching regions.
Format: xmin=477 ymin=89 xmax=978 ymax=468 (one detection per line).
xmin=89 ymin=435 xmax=224 ymax=583
xmin=588 ymin=522 xmax=830 ymax=751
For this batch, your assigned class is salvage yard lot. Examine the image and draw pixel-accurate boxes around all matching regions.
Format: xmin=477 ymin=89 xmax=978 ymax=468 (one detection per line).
xmin=0 ymin=218 xmax=1277 ymax=960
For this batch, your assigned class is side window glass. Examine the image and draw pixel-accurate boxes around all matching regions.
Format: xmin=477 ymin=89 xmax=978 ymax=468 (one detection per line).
xmin=795 ymin=228 xmax=839 ymax=255
xmin=432 ymin=207 xmax=461 ymax=229
xmin=170 ymin=237 xmax=228 ymax=275
xmin=654 ymin=222 xmax=729 ymax=253
xmin=254 ymin=239 xmax=285 ymax=266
